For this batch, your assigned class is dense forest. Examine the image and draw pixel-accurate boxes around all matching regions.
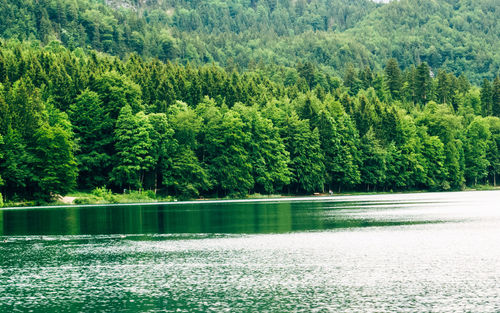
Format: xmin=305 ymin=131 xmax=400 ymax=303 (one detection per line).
xmin=0 ymin=0 xmax=498 ymax=82
xmin=0 ymin=40 xmax=498 ymax=204
xmin=0 ymin=0 xmax=499 ymax=204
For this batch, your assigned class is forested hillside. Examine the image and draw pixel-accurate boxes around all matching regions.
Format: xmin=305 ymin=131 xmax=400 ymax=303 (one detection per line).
xmin=0 ymin=0 xmax=499 ymax=204
xmin=0 ymin=41 xmax=498 ymax=203
xmin=0 ymin=0 xmax=498 ymax=82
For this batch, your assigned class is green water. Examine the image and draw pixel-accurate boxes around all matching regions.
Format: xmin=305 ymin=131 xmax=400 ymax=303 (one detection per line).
xmin=1 ymin=191 xmax=499 ymax=312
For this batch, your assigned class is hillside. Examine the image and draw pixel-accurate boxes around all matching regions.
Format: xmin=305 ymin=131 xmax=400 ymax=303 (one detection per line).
xmin=0 ymin=0 xmax=499 ymax=204
xmin=0 ymin=0 xmax=498 ymax=82
xmin=346 ymin=0 xmax=500 ymax=82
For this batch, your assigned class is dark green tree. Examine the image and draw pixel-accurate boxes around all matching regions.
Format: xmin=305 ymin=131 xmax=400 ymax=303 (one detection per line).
xmin=283 ymin=112 xmax=325 ymax=193
xmin=492 ymin=77 xmax=500 ymax=117
xmin=70 ymin=89 xmax=112 ymax=188
xmin=464 ymin=117 xmax=491 ymax=185
xmin=415 ymin=62 xmax=431 ymax=105
xmin=384 ymin=58 xmax=401 ymax=100
xmin=111 ymin=105 xmax=154 ymax=190
xmin=234 ymin=104 xmax=290 ymax=194
xmin=359 ymin=128 xmax=386 ymax=191
xmin=480 ymin=78 xmax=493 ymax=116
xmin=203 ymin=110 xmax=254 ymax=197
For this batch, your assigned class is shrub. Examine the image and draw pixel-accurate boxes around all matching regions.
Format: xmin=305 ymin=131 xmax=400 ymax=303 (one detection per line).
xmin=74 ymin=198 xmax=91 ymax=205
xmin=91 ymin=186 xmax=113 ymax=198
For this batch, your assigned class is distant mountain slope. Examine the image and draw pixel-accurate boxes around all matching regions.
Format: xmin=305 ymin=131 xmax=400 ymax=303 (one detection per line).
xmin=0 ymin=0 xmax=497 ymax=81
xmin=346 ymin=0 xmax=500 ymax=81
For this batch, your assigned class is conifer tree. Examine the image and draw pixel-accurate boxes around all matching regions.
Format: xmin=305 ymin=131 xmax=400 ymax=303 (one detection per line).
xmin=284 ymin=112 xmax=325 ymax=193
xmin=415 ymin=62 xmax=431 ymax=105
xmin=111 ymin=105 xmax=154 ymax=190
xmin=384 ymin=58 xmax=401 ymax=100
xmin=492 ymin=77 xmax=500 ymax=117
xmin=464 ymin=117 xmax=491 ymax=185
xmin=70 ymin=89 xmax=112 ymax=188
xmin=480 ymin=79 xmax=493 ymax=116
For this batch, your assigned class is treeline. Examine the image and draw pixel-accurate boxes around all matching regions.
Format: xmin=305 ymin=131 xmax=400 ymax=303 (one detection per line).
xmin=0 ymin=0 xmax=498 ymax=82
xmin=0 ymin=41 xmax=499 ymax=203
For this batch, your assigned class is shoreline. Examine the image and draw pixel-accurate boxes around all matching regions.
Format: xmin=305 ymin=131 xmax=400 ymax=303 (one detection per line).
xmin=2 ymin=187 xmax=499 ymax=210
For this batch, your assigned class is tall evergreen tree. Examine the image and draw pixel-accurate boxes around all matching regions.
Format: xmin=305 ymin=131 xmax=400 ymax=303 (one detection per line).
xmin=234 ymin=104 xmax=290 ymax=194
xmin=384 ymin=58 xmax=401 ymax=100
xmin=70 ymin=89 xmax=112 ymax=188
xmin=359 ymin=128 xmax=386 ymax=191
xmin=464 ymin=117 xmax=491 ymax=185
xmin=203 ymin=110 xmax=254 ymax=197
xmin=480 ymin=78 xmax=493 ymax=116
xmin=111 ymin=105 xmax=154 ymax=190
xmin=283 ymin=112 xmax=325 ymax=193
xmin=492 ymin=77 xmax=500 ymax=117
xmin=415 ymin=62 xmax=431 ymax=105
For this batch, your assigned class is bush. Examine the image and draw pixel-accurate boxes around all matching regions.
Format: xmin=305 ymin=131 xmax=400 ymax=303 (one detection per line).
xmin=106 ymin=195 xmax=119 ymax=203
xmin=91 ymin=186 xmax=113 ymax=198
xmin=74 ymin=197 xmax=91 ymax=205
xmin=125 ymin=191 xmax=152 ymax=201
xmin=144 ymin=190 xmax=156 ymax=199
xmin=0 ymin=192 xmax=3 ymax=207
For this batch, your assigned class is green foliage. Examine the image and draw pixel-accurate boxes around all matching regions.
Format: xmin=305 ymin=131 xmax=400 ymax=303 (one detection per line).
xmin=111 ymin=105 xmax=154 ymax=189
xmin=0 ymin=133 xmax=3 ymax=188
xmin=31 ymin=123 xmax=78 ymax=200
xmin=464 ymin=117 xmax=491 ymax=185
xmin=485 ymin=116 xmax=500 ymax=186
xmin=70 ymin=89 xmax=112 ymax=188
xmin=0 ymin=0 xmax=498 ymax=82
xmin=203 ymin=109 xmax=254 ymax=197
xmin=493 ymin=77 xmax=500 ymax=117
xmin=0 ymin=41 xmax=498 ymax=202
xmin=359 ymin=128 xmax=386 ymax=191
xmin=385 ymin=58 xmax=401 ymax=100
xmin=234 ymin=104 xmax=290 ymax=193
xmin=284 ymin=112 xmax=325 ymax=193
xmin=91 ymin=186 xmax=112 ymax=198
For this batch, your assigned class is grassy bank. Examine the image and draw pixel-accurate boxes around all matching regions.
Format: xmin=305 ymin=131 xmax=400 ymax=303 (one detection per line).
xmin=2 ymin=185 xmax=499 ymax=208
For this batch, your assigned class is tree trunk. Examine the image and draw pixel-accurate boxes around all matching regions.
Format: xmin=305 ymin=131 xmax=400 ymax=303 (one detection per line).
xmin=154 ymin=169 xmax=158 ymax=195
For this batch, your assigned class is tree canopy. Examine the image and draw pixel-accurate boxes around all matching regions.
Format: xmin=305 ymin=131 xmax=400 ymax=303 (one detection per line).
xmin=0 ymin=42 xmax=498 ymax=203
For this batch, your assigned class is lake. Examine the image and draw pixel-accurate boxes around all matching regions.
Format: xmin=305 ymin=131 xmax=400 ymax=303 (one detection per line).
xmin=1 ymin=191 xmax=499 ymax=312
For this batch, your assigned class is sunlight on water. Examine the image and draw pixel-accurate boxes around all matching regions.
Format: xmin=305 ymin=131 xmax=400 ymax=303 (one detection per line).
xmin=1 ymin=191 xmax=499 ymax=312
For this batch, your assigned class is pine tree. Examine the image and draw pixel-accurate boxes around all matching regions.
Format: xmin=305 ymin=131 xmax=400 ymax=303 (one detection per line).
xmin=234 ymin=104 xmax=290 ymax=194
xmin=480 ymin=78 xmax=493 ymax=116
xmin=70 ymin=89 xmax=112 ymax=188
xmin=384 ymin=58 xmax=401 ymax=100
xmin=359 ymin=128 xmax=386 ymax=191
xmin=464 ymin=117 xmax=491 ymax=185
xmin=0 ymin=126 xmax=32 ymax=200
xmin=111 ymin=105 xmax=154 ymax=190
xmin=415 ymin=62 xmax=431 ymax=105
xmin=204 ymin=110 xmax=253 ymax=197
xmin=343 ymin=63 xmax=360 ymax=96
xmin=492 ymin=77 xmax=500 ymax=117
xmin=284 ymin=112 xmax=325 ymax=193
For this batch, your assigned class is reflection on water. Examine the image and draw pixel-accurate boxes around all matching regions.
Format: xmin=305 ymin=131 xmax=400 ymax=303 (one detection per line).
xmin=1 ymin=191 xmax=499 ymax=312
xmin=1 ymin=191 xmax=495 ymax=236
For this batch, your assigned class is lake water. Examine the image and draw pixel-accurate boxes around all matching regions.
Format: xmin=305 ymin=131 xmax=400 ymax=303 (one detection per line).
xmin=1 ymin=191 xmax=499 ymax=312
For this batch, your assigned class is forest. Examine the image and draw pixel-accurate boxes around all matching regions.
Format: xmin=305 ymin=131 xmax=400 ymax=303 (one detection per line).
xmin=0 ymin=40 xmax=498 ymax=204
xmin=0 ymin=0 xmax=498 ymax=82
xmin=0 ymin=0 xmax=499 ymax=204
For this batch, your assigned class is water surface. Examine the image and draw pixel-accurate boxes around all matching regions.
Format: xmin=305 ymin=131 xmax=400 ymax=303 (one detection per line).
xmin=1 ymin=191 xmax=499 ymax=312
